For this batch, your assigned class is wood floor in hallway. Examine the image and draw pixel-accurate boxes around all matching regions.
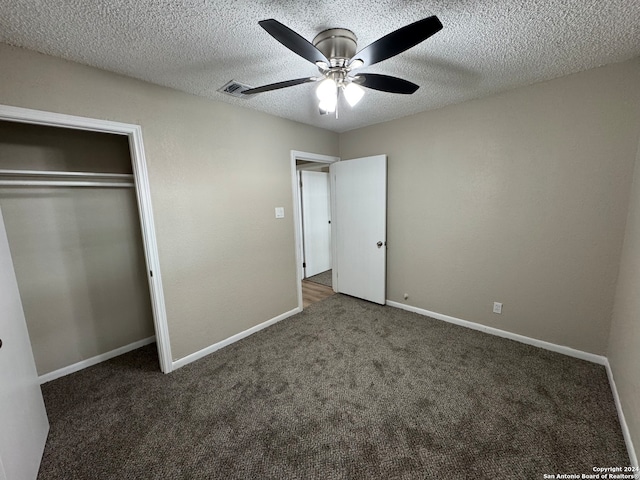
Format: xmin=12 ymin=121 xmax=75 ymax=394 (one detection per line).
xmin=302 ymin=279 xmax=335 ymax=308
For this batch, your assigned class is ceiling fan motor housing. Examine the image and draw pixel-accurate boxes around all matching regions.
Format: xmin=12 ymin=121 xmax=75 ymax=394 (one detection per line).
xmin=313 ymin=28 xmax=357 ymax=67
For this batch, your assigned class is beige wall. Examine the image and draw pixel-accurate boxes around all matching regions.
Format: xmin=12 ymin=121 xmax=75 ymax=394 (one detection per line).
xmin=0 ymin=189 xmax=155 ymax=375
xmin=0 ymin=122 xmax=154 ymax=376
xmin=0 ymin=43 xmax=339 ymax=360
xmin=609 ymin=139 xmax=640 ymax=462
xmin=0 ymin=120 xmax=133 ymax=172
xmin=340 ymin=58 xmax=640 ymax=355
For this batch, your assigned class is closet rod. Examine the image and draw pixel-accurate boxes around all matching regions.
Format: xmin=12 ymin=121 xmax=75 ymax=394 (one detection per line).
xmin=0 ymin=180 xmax=134 ymax=188
xmin=0 ymin=169 xmax=134 ymax=180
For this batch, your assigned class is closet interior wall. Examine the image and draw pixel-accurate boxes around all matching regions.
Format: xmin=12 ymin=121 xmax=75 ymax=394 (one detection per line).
xmin=0 ymin=120 xmax=155 ymax=376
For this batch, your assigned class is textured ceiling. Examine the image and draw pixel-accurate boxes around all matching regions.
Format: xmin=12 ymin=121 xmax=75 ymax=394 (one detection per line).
xmin=1 ymin=1 xmax=639 ymax=133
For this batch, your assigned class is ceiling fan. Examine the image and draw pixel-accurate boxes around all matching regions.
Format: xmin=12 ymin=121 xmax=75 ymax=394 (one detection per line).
xmin=243 ymin=16 xmax=443 ymax=115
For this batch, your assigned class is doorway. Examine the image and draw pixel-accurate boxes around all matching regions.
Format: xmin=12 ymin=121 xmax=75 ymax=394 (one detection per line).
xmin=291 ymin=150 xmax=339 ymax=309
xmin=292 ymin=151 xmax=388 ymax=309
xmin=0 ymin=104 xmax=172 ymax=374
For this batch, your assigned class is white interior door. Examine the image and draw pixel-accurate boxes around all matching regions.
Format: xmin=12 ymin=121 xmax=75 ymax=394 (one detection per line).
xmin=331 ymin=155 xmax=387 ymax=304
xmin=301 ymin=170 xmax=332 ymax=277
xmin=0 ymin=207 xmax=49 ymax=480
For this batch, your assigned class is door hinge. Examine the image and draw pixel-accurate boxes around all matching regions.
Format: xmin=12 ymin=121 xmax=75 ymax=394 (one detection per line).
xmin=150 ymin=270 xmax=153 ymax=277
xmin=303 ymin=262 xmax=306 ymax=268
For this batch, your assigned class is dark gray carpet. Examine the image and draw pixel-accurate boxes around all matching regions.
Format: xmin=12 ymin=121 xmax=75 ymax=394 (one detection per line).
xmin=38 ymin=294 xmax=628 ymax=479
xmin=306 ymin=269 xmax=332 ymax=287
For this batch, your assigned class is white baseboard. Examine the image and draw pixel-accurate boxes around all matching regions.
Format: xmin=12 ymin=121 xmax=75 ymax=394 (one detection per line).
xmin=172 ymin=307 xmax=302 ymax=370
xmin=38 ymin=336 xmax=156 ymax=384
xmin=605 ymin=360 xmax=639 ymax=469
xmin=385 ymin=301 xmax=607 ymax=365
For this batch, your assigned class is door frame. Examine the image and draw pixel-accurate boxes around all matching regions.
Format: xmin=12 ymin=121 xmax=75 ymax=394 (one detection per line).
xmin=290 ymin=150 xmax=339 ymax=309
xmin=0 ymin=104 xmax=173 ymax=374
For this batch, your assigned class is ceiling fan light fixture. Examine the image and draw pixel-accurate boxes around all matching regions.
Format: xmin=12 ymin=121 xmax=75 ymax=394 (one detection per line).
xmin=316 ymin=77 xmax=337 ymax=101
xmin=343 ymin=82 xmax=365 ymax=107
xmin=317 ymin=77 xmax=338 ymax=113
xmin=318 ymin=97 xmax=337 ymax=113
xmin=348 ymin=59 xmax=364 ymax=70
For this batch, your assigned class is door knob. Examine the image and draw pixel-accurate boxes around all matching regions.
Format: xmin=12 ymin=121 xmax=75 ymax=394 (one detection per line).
xmin=377 ymin=241 xmax=383 ymax=248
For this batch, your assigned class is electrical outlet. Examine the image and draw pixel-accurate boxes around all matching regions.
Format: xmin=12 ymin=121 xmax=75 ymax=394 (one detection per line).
xmin=274 ymin=207 xmax=285 ymax=218
xmin=493 ymin=302 xmax=503 ymax=314
xmin=403 ymin=293 xmax=409 ymax=300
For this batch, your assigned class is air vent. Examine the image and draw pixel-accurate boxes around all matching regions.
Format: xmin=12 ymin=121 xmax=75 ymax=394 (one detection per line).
xmin=218 ymin=80 xmax=254 ymax=99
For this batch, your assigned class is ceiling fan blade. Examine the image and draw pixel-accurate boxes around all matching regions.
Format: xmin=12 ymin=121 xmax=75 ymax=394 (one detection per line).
xmin=353 ymin=73 xmax=419 ymax=94
xmin=243 ymin=77 xmax=316 ymax=95
xmin=259 ymin=19 xmax=330 ymax=65
xmin=350 ymin=16 xmax=443 ymax=68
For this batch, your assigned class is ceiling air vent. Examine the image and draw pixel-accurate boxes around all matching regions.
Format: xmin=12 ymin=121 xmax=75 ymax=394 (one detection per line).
xmin=218 ymin=80 xmax=254 ymax=99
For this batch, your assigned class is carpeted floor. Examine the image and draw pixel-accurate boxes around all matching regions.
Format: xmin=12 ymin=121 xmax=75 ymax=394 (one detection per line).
xmin=306 ymin=269 xmax=332 ymax=287
xmin=38 ymin=294 xmax=628 ymax=479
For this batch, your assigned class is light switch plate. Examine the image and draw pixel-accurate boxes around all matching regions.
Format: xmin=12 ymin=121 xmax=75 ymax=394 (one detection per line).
xmin=275 ymin=207 xmax=285 ymax=218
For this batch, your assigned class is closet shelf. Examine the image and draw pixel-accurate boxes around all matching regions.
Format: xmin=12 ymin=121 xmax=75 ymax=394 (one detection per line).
xmin=0 ymin=169 xmax=133 ymax=180
xmin=0 ymin=169 xmax=135 ymax=188
xmin=0 ymin=180 xmax=134 ymax=188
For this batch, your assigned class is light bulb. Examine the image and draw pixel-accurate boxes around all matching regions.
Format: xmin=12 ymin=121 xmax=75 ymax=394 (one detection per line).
xmin=316 ymin=78 xmax=337 ymax=103
xmin=343 ymin=82 xmax=365 ymax=107
xmin=319 ymin=97 xmax=337 ymax=113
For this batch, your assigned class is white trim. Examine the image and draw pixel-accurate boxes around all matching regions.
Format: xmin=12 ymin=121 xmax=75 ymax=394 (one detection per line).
xmin=291 ymin=150 xmax=340 ymax=164
xmin=605 ymin=360 xmax=639 ymax=469
xmin=172 ymin=307 xmax=301 ymax=370
xmin=38 ymin=336 xmax=156 ymax=384
xmin=290 ymin=150 xmax=339 ymax=310
xmin=296 ymin=170 xmax=304 ymax=281
xmin=385 ymin=300 xmax=607 ymax=365
xmin=0 ymin=104 xmax=143 ymax=134
xmin=0 ymin=104 xmax=173 ymax=373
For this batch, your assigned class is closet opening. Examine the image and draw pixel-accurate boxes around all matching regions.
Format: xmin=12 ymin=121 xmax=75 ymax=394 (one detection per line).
xmin=0 ymin=115 xmax=169 ymax=381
